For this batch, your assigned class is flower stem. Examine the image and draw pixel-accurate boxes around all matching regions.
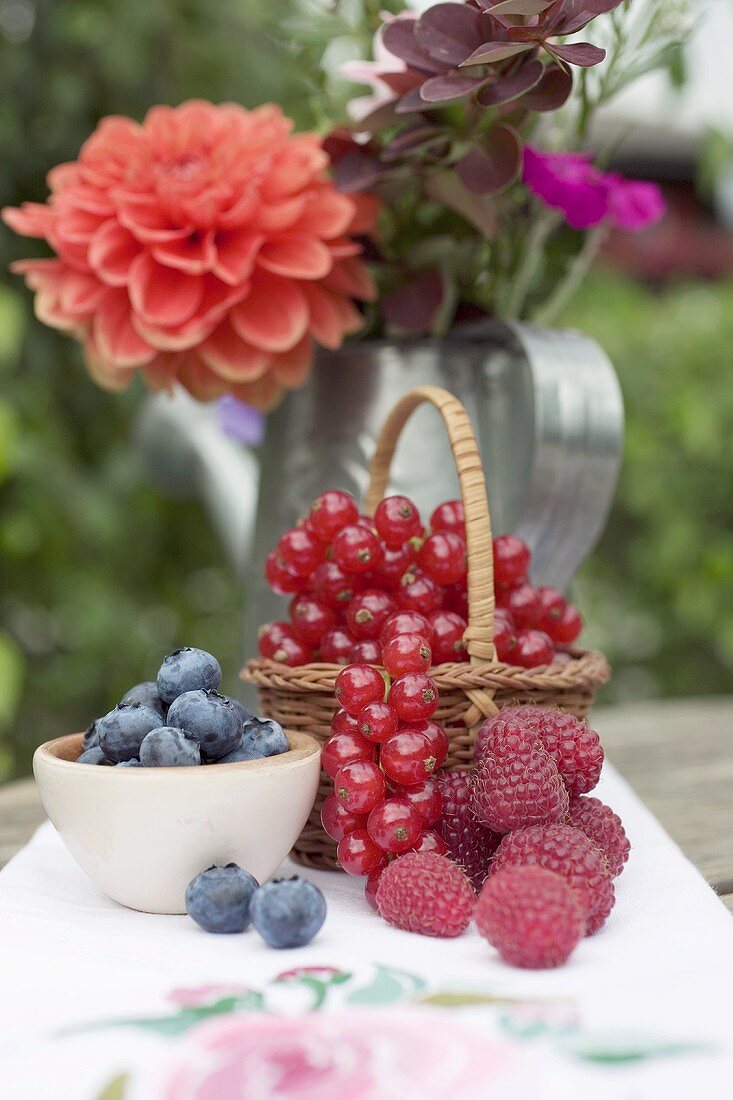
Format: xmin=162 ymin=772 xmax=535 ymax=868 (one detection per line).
xmin=501 ymin=205 xmax=561 ymax=319
xmin=531 ymin=224 xmax=609 ymax=327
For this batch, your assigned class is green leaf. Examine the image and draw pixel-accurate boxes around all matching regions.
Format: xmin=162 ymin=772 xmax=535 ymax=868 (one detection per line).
xmin=0 ymin=631 xmax=24 ymax=732
xmin=347 ymin=965 xmax=426 ymax=1005
xmin=95 ymin=1075 xmax=129 ymax=1100
xmin=562 ymin=1031 xmax=716 ymax=1064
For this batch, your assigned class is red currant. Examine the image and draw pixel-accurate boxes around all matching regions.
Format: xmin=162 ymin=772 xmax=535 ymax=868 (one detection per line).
xmin=367 ymin=798 xmax=422 ymax=854
xmin=374 ymin=495 xmax=423 ymax=548
xmin=309 ymin=489 xmax=359 ymax=541
xmin=269 ymin=634 xmax=312 ymax=666
xmin=381 ymin=730 xmax=437 ymax=786
xmin=389 ymin=673 xmax=439 ymax=722
xmin=379 ymin=610 xmax=434 ymax=647
xmin=497 ymin=582 xmax=543 ymax=628
xmin=337 ymin=828 xmax=383 ymax=876
xmin=335 ymin=663 xmax=386 ymax=715
xmin=321 ymin=731 xmax=376 ymax=779
xmin=493 ymin=607 xmax=518 ymax=663
xmin=332 ymin=525 xmax=382 ymax=574
xmin=413 ymin=719 xmax=449 ymax=767
xmin=428 ymin=610 xmax=467 ymax=664
xmin=398 ymin=571 xmax=443 ymax=615
xmin=365 ymin=859 xmax=389 ymax=908
xmin=312 ymin=561 xmax=358 ymax=609
xmin=548 ymin=604 xmax=583 ymax=645
xmin=443 ymin=583 xmax=469 ymax=619
xmin=335 ymin=760 xmax=386 ymax=813
xmin=278 ymin=527 xmax=325 ymax=577
xmin=358 ymin=701 xmax=398 ymax=744
xmin=264 ymin=551 xmax=305 ymax=596
xmin=258 ymin=621 xmax=292 ymax=659
xmin=412 ymin=831 xmax=447 ymax=855
xmin=492 ymin=534 xmax=531 ymax=588
xmin=320 ymin=628 xmax=356 ymax=665
xmin=290 ymin=596 xmax=336 ymax=646
xmin=331 ymin=708 xmax=359 ymax=735
xmin=350 ymin=640 xmax=382 ymax=664
xmin=321 ymin=793 xmax=366 ymax=842
xmin=345 ymin=589 xmax=397 ymax=640
xmin=514 ymin=629 xmax=555 ymax=668
xmin=537 ymin=586 xmax=566 ymax=631
xmin=430 ymin=500 xmax=465 ymax=537
xmin=398 ymin=778 xmax=442 ymax=827
xmin=417 ymin=532 xmax=467 ymax=586
xmin=382 ymin=632 xmax=432 ymax=678
xmin=367 ymin=543 xmax=415 ymax=590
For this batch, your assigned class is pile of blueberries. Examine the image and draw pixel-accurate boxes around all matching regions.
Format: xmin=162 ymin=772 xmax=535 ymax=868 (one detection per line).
xmin=79 ymin=647 xmax=289 ymax=767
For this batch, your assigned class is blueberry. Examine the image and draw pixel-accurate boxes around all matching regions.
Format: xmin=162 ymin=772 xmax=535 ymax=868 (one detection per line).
xmin=241 ymin=718 xmax=289 ymax=759
xmin=77 ymin=746 xmax=107 ymax=765
xmin=250 ymin=877 xmax=327 ymax=948
xmin=121 ymin=681 xmax=166 ymax=718
xmin=218 ymin=738 xmax=266 ymax=764
xmin=157 ymin=648 xmax=222 ymax=705
xmin=96 ymin=704 xmax=164 ymax=763
xmin=228 ymin=697 xmax=254 ymax=727
xmin=83 ymin=721 xmax=100 ymax=750
xmin=115 ymin=758 xmax=141 ymax=768
xmin=166 ymin=689 xmax=241 ymax=760
xmin=139 ymin=727 xmax=201 ymax=767
xmin=186 ymin=864 xmax=260 ymax=934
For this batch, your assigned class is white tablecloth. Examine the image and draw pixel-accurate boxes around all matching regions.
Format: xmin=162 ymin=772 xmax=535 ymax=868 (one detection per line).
xmin=0 ymin=764 xmax=731 ymax=1099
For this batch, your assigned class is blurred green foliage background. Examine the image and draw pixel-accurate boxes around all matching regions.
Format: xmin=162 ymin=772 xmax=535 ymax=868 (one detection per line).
xmin=1 ymin=0 xmax=731 ymax=781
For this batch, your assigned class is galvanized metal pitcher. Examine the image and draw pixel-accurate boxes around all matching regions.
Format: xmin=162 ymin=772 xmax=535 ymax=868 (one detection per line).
xmin=136 ymin=320 xmax=623 ymax=666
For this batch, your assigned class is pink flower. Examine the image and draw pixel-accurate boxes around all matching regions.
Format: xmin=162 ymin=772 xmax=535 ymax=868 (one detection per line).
xmin=523 ymin=146 xmax=666 ymax=232
xmin=3 ymin=101 xmax=378 ymax=410
xmin=159 ymin=1009 xmax=517 ymax=1100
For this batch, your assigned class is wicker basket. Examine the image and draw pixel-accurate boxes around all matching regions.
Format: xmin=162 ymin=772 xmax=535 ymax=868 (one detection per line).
xmin=242 ymin=386 xmax=610 ymax=870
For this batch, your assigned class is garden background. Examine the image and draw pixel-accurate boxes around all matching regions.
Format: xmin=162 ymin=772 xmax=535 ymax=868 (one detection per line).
xmin=1 ymin=0 xmax=731 ymax=781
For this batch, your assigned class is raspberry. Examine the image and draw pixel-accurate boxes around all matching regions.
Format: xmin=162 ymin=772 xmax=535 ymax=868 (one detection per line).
xmin=376 ymin=852 xmax=475 ymax=937
xmin=491 ymin=823 xmax=614 ymax=935
xmin=471 ymin=727 xmax=568 ymax=833
xmin=434 ymin=771 xmax=500 ymax=890
xmin=566 ymin=796 xmax=630 ymax=877
xmin=476 ymin=706 xmax=604 ymax=795
xmin=476 ymin=865 xmax=585 ymax=968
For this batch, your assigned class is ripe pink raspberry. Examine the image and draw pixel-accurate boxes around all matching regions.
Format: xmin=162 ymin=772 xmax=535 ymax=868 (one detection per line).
xmin=475 ymin=705 xmax=604 ymax=795
xmin=375 ymin=851 xmax=475 ymax=937
xmin=476 ymin=865 xmax=585 ymax=968
xmin=434 ymin=770 xmax=500 ymax=890
xmin=491 ymin=823 xmax=614 ymax=935
xmin=471 ymin=726 xmax=568 ymax=833
xmin=566 ymin=796 xmax=630 ymax=877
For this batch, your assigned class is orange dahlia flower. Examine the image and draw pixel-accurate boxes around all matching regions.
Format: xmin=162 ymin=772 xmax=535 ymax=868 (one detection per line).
xmin=2 ymin=100 xmax=378 ymax=409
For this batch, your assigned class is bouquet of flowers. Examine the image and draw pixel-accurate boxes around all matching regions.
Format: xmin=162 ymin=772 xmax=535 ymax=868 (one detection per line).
xmin=3 ymin=0 xmax=687 ymax=409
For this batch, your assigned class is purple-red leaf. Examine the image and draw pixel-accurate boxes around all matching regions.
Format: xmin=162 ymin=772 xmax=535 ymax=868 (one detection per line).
xmin=520 ymin=61 xmax=573 ymax=110
xmin=459 ymin=40 xmax=533 ymax=66
xmin=381 ymin=124 xmax=442 ymax=161
xmin=382 ymin=18 xmax=434 ymax=72
xmin=544 ymin=41 xmax=606 ymax=67
xmin=456 ymin=124 xmax=521 ymax=194
xmin=477 ymin=57 xmax=544 ymax=106
xmin=415 ymin=4 xmax=484 ymax=67
xmin=331 ymin=151 xmax=385 ymax=194
xmin=395 ymin=86 xmax=431 ymax=115
xmin=420 ymin=71 xmax=488 ymax=104
xmin=486 ymin=0 xmax=555 ymax=16
xmin=381 ymin=268 xmax=447 ymax=335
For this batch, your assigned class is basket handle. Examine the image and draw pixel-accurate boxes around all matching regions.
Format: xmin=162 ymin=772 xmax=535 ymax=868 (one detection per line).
xmin=365 ymin=386 xmax=495 ymax=666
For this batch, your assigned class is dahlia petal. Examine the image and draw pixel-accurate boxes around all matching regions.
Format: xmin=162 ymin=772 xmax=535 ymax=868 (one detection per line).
xmin=218 ymin=187 xmax=261 ymax=230
xmin=178 ymin=184 xmax=232 ymax=232
xmin=252 ymin=196 xmax=308 ymax=234
xmin=143 ymin=352 xmax=186 ymax=393
xmin=327 ymin=238 xmax=363 ymax=259
xmin=88 ymin=220 xmax=142 ymax=286
xmin=301 ymin=283 xmax=364 ymax=350
xmin=94 ymin=288 xmax=157 ymax=368
xmin=347 ymin=193 xmax=381 ymax=235
xmin=46 ymin=231 xmax=93 ymax=273
xmin=213 ymin=230 xmax=265 ymax=285
xmin=47 ymin=163 xmax=83 ymax=193
xmin=128 ymin=253 xmax=204 ymax=327
xmin=60 ymin=184 xmax=116 ymax=217
xmin=294 ymin=190 xmax=356 ymax=240
xmin=230 ymin=271 xmax=309 ymax=353
xmin=271 ymin=335 xmax=314 ymax=389
xmin=198 ymin=320 xmax=270 ymax=382
xmin=177 ymin=352 xmax=233 ymax=401
xmin=2 ymin=203 xmax=55 ymax=238
xmin=322 ymin=257 xmax=377 ymax=302
xmin=258 ymin=235 xmax=332 ymax=280
xmin=229 ymin=373 xmax=285 ymax=413
xmin=116 ymin=193 xmax=193 ymax=244
xmin=132 ymin=276 xmax=248 ymax=351
xmin=262 ymin=136 xmax=329 ymax=198
xmin=152 ymin=230 xmax=217 ymax=275
xmin=83 ymin=335 xmax=138 ymax=392
xmin=58 ymin=269 xmax=107 ymax=317
xmin=10 ymin=257 xmax=65 ymax=291
xmin=54 ymin=205 xmax=107 ymax=245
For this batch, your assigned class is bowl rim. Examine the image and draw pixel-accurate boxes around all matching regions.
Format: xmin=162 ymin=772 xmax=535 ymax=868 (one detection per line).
xmin=33 ymin=730 xmax=321 ymax=775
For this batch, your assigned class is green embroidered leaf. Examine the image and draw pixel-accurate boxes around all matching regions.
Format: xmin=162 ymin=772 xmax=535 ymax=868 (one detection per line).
xmin=563 ymin=1031 xmax=715 ymax=1064
xmin=347 ymin=965 xmax=426 ymax=1005
xmin=95 ymin=1075 xmax=128 ymax=1100
xmin=67 ymin=993 xmax=265 ymax=1039
xmin=420 ymin=991 xmax=524 ymax=1008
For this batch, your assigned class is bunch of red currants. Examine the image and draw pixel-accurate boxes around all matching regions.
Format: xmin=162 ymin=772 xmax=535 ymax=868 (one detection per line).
xmin=321 ymin=636 xmax=449 ymax=904
xmin=259 ymin=489 xmax=583 ymax=670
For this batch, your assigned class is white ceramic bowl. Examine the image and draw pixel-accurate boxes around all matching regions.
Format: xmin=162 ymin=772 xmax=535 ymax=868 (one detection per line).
xmin=33 ymin=731 xmax=321 ymax=914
